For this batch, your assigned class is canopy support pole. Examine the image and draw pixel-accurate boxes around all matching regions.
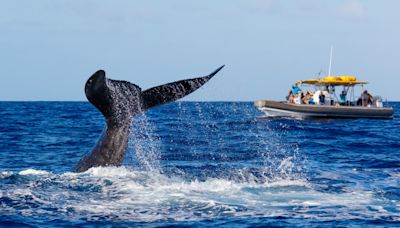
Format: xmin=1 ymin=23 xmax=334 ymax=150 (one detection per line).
xmin=328 ymin=46 xmax=333 ymax=76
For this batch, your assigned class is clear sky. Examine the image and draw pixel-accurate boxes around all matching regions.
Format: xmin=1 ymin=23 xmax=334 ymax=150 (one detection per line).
xmin=1 ymin=0 xmax=399 ymax=101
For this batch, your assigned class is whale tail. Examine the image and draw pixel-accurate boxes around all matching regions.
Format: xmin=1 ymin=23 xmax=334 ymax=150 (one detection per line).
xmin=76 ymin=65 xmax=224 ymax=172
xmin=85 ymin=65 xmax=224 ymax=121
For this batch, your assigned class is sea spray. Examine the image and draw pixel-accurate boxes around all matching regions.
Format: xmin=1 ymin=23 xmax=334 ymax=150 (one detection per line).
xmin=124 ymin=102 xmax=307 ymax=183
xmin=254 ymin=118 xmax=307 ymax=182
xmin=126 ymin=112 xmax=161 ymax=172
xmin=167 ymin=102 xmax=307 ymax=183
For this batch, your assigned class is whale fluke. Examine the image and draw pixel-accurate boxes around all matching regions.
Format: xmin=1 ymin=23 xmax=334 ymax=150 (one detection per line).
xmin=142 ymin=65 xmax=224 ymax=109
xmin=74 ymin=65 xmax=224 ymax=172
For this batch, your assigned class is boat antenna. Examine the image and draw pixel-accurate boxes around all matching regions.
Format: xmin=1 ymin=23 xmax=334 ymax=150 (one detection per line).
xmin=328 ymin=45 xmax=333 ymax=76
xmin=317 ymin=70 xmax=324 ymax=79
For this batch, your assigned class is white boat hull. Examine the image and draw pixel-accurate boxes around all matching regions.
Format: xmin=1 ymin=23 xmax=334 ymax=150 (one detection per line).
xmin=255 ymin=100 xmax=394 ymax=119
xmin=258 ymin=107 xmax=329 ymax=118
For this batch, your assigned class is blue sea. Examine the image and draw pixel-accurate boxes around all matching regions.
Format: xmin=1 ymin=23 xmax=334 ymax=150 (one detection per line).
xmin=0 ymin=101 xmax=399 ymax=227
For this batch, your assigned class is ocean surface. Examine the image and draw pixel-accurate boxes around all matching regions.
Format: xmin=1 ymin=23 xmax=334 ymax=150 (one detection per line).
xmin=0 ymin=101 xmax=399 ymax=227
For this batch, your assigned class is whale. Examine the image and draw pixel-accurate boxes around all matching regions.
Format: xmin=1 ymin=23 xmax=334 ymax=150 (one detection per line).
xmin=74 ymin=65 xmax=224 ymax=172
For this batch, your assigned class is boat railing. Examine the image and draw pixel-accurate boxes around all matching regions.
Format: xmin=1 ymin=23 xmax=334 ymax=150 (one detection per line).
xmin=288 ymin=90 xmax=392 ymax=108
xmin=385 ymin=98 xmax=389 ymax=108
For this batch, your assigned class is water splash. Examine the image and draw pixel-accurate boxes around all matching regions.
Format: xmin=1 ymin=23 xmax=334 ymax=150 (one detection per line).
xmin=163 ymin=102 xmax=308 ymax=183
xmin=252 ymin=117 xmax=307 ymax=182
xmin=126 ymin=112 xmax=161 ymax=172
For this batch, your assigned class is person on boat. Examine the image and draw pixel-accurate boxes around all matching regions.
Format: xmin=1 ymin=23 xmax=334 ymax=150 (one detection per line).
xmin=309 ymin=96 xmax=315 ymax=104
xmin=319 ymin=93 xmax=325 ymax=105
xmin=287 ymin=84 xmax=301 ymax=104
xmin=292 ymin=84 xmax=301 ymax=95
xmin=286 ymin=90 xmax=293 ymax=103
xmin=301 ymin=92 xmax=308 ymax=104
xmin=339 ymin=90 xmax=347 ymax=106
xmin=302 ymin=91 xmax=313 ymax=104
xmin=357 ymin=90 xmax=373 ymax=106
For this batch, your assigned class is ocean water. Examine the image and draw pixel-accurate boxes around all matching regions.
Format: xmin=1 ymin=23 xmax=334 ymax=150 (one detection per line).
xmin=0 ymin=101 xmax=399 ymax=227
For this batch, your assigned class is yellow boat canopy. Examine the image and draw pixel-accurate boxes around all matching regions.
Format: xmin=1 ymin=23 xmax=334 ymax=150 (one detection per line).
xmin=296 ymin=76 xmax=368 ymax=86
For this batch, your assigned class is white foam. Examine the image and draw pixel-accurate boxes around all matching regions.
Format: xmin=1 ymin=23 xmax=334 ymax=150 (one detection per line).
xmin=0 ymin=171 xmax=13 ymax=178
xmin=18 ymin=169 xmax=50 ymax=176
xmin=262 ymin=179 xmax=310 ymax=188
xmin=1 ymin=167 xmax=398 ymax=222
xmin=62 ymin=168 xmax=377 ymax=221
xmin=302 ymin=201 xmax=321 ymax=206
xmin=84 ymin=166 xmax=138 ymax=178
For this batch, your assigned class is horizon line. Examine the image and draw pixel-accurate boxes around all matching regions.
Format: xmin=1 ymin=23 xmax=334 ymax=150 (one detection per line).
xmin=0 ymin=100 xmax=399 ymax=102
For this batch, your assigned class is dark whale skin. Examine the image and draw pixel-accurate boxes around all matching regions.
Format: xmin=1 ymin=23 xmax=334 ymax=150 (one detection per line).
xmin=74 ymin=66 xmax=224 ymax=172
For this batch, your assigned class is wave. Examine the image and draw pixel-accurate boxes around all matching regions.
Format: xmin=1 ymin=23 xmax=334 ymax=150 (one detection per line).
xmin=18 ymin=169 xmax=50 ymax=176
xmin=1 ymin=167 xmax=398 ymax=222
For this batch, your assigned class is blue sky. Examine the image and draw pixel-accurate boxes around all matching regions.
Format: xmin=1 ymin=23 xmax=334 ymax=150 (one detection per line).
xmin=1 ymin=0 xmax=399 ymax=101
